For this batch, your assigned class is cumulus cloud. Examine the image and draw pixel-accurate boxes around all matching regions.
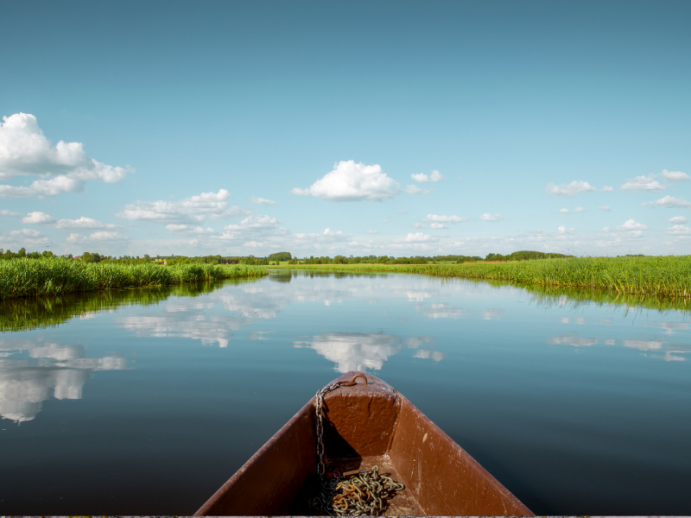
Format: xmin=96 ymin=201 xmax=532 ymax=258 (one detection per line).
xmin=557 ymin=226 xmax=575 ymax=234
xmin=643 ymin=195 xmax=691 ymax=208
xmin=574 ymin=207 xmax=585 ymax=213
xmin=249 ymin=196 xmax=276 ymax=205
xmin=421 ymin=214 xmax=469 ymax=230
xmin=291 ymin=161 xmax=400 ymax=202
xmin=404 ymin=233 xmax=437 ymax=243
xmin=66 ymin=231 xmax=125 ymax=243
xmin=603 ymin=219 xmax=648 ymax=232
xmin=546 ymin=180 xmax=597 ymax=197
xmin=621 ymin=175 xmax=665 ymax=191
xmin=404 ymin=184 xmax=432 ymax=195
xmin=660 ymin=169 xmax=689 ymax=182
xmin=116 ymin=189 xmax=250 ymax=222
xmin=10 ymin=228 xmax=42 ymax=237
xmin=669 ymin=216 xmax=688 ymax=224
xmin=665 ymin=225 xmax=691 ymax=235
xmin=22 ymin=211 xmax=56 ymax=224
xmin=165 ymin=224 xmax=214 ymax=235
xmin=599 ymin=205 xmax=611 ymax=212
xmin=0 ymin=209 xmax=21 ymax=217
xmin=54 ymin=217 xmax=119 ymax=229
xmin=411 ymin=170 xmax=443 ymax=183
xmin=0 ymin=113 xmax=132 ymax=198
xmin=478 ymin=213 xmax=503 ymax=222
xmin=559 ymin=208 xmax=569 ymax=213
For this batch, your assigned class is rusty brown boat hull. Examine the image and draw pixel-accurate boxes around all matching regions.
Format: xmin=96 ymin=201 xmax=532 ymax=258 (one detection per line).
xmin=195 ymin=371 xmax=533 ymax=516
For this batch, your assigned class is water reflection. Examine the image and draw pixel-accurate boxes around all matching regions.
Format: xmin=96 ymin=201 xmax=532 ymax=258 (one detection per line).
xmin=294 ymin=332 xmax=402 ymax=372
xmin=547 ymin=334 xmax=690 ymax=361
xmin=0 ymin=279 xmax=259 ymax=333
xmin=0 ymin=338 xmax=126 ymax=422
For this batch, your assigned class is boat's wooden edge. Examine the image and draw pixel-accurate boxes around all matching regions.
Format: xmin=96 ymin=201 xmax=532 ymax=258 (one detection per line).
xmin=193 ymin=397 xmax=315 ymax=516
xmin=393 ymin=393 xmax=534 ymax=516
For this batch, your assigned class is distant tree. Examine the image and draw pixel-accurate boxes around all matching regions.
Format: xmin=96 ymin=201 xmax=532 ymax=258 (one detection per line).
xmin=268 ymin=252 xmax=292 ymax=262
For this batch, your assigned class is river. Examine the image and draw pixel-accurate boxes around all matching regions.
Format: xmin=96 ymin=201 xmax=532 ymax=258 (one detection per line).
xmin=0 ymin=270 xmax=689 ymax=515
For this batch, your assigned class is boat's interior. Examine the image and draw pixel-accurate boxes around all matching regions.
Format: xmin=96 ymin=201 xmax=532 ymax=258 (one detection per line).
xmin=195 ymin=372 xmax=532 ymax=516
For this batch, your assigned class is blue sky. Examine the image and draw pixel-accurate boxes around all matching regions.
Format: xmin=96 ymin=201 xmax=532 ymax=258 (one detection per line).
xmin=1 ymin=0 xmax=690 ymax=257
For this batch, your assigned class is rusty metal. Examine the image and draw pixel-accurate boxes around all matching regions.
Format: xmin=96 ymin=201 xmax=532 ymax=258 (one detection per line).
xmin=194 ymin=371 xmax=534 ymax=516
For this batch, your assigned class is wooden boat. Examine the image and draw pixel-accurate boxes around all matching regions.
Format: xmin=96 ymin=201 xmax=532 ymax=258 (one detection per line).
xmin=195 ymin=371 xmax=533 ymax=516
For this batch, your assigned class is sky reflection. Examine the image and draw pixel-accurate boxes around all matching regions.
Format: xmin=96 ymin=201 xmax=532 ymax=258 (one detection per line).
xmin=0 ymin=338 xmax=126 ymax=423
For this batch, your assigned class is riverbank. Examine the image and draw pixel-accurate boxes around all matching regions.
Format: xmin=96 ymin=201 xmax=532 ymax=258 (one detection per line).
xmin=272 ymin=255 xmax=691 ymax=299
xmin=0 ymin=258 xmax=267 ymax=300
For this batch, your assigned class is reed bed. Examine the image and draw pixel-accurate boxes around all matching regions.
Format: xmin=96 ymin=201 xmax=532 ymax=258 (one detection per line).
xmin=273 ymin=256 xmax=691 ymax=299
xmin=0 ymin=258 xmax=267 ymax=300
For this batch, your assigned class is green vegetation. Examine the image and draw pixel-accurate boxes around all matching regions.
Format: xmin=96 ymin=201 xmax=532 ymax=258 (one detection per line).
xmin=272 ymin=255 xmax=691 ymax=299
xmin=268 ymin=251 xmax=292 ymax=262
xmin=0 ymin=278 xmax=259 ymax=332
xmin=0 ymin=257 xmax=267 ymax=300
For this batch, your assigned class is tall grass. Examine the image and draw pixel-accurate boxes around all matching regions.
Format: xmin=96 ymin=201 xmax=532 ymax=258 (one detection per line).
xmin=0 ymin=257 xmax=267 ymax=300
xmin=272 ymin=255 xmax=691 ymax=299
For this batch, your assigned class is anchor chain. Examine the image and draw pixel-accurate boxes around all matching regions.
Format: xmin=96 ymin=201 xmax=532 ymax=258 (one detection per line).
xmin=310 ymin=374 xmax=405 ymax=516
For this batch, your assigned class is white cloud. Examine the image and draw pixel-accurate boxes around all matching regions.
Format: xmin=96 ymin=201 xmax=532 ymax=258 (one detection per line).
xmin=478 ymin=213 xmax=503 ymax=222
xmin=559 ymin=208 xmax=569 ymax=213
xmin=243 ymin=241 xmax=265 ymax=247
xmin=411 ymin=170 xmax=443 ymax=183
xmin=546 ymin=180 xmax=597 ymax=197
xmin=249 ymin=196 xmax=276 ymax=205
xmin=291 ymin=161 xmax=400 ymax=202
xmin=643 ymin=195 xmax=691 ymax=208
xmin=10 ymin=228 xmax=42 ymax=237
xmin=603 ymin=186 xmax=614 ymax=192
xmin=66 ymin=231 xmax=125 ymax=243
xmin=404 ymin=184 xmax=432 ymax=195
xmin=557 ymin=226 xmax=575 ymax=234
xmin=0 ymin=113 xmax=132 ymax=198
xmin=116 ymin=189 xmax=249 ymax=223
xmin=165 ymin=224 xmax=215 ymax=235
xmin=55 ymin=217 xmax=119 ymax=229
xmin=669 ymin=216 xmax=688 ymax=224
xmin=665 ymin=225 xmax=691 ymax=235
xmin=621 ymin=175 xmax=665 ymax=191
xmin=574 ymin=207 xmax=585 ymax=213
xmin=404 ymin=232 xmax=437 ymax=243
xmin=599 ymin=205 xmax=611 ymax=212
xmin=422 ymin=214 xmax=469 ymax=226
xmin=22 ymin=211 xmax=56 ymax=224
xmin=661 ymin=169 xmax=689 ymax=182
xmin=366 ymin=230 xmax=378 ymax=234
xmin=603 ymin=219 xmax=648 ymax=232
xmin=0 ymin=209 xmax=21 ymax=217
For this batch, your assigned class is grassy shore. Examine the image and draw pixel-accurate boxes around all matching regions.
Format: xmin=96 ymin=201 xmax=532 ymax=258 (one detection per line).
xmin=272 ymin=255 xmax=691 ymax=299
xmin=0 ymin=258 xmax=267 ymax=300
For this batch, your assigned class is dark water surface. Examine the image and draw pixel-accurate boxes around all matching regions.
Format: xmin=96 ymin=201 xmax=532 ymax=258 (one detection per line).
xmin=1 ymin=271 xmax=689 ymax=515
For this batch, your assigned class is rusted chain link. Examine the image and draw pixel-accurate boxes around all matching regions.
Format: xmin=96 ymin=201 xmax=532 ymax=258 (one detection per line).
xmin=310 ymin=374 xmax=405 ymax=516
xmin=310 ymin=465 xmax=405 ymax=516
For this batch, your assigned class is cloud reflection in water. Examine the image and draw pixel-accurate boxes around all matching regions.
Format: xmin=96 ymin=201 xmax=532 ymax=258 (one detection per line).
xmin=0 ymin=339 xmax=126 ymax=423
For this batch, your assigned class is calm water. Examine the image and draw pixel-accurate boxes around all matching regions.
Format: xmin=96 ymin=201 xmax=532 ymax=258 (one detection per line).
xmin=1 ymin=271 xmax=690 ymax=515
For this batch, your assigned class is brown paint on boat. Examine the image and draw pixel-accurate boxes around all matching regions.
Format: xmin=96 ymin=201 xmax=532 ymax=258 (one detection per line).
xmin=195 ymin=371 xmax=533 ymax=516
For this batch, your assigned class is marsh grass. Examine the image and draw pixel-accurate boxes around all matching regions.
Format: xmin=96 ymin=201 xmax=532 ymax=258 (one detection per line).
xmin=0 ymin=258 xmax=267 ymax=300
xmin=273 ymin=256 xmax=691 ymax=299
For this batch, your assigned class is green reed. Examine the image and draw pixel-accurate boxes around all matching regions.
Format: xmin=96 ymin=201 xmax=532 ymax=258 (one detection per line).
xmin=0 ymin=258 xmax=267 ymax=300
xmin=272 ymin=255 xmax=691 ymax=299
